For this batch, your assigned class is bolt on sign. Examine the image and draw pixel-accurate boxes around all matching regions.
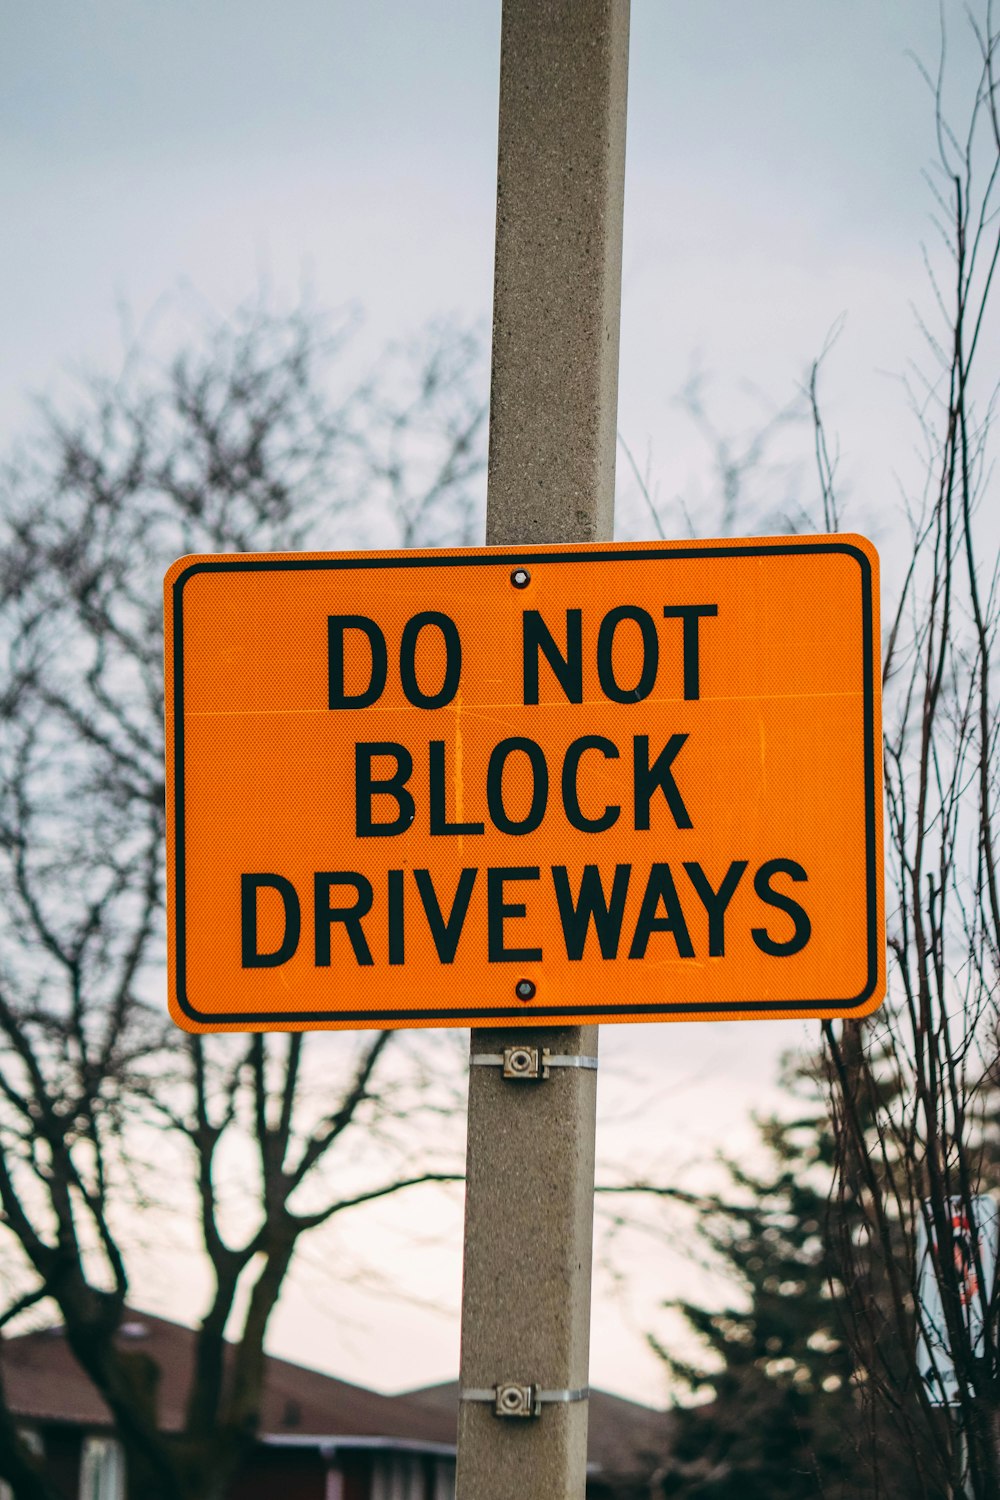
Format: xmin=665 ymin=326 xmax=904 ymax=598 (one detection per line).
xmin=164 ymin=536 xmax=885 ymax=1032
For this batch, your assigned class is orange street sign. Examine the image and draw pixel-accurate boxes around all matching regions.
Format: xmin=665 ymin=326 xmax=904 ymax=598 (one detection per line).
xmin=164 ymin=536 xmax=884 ymax=1032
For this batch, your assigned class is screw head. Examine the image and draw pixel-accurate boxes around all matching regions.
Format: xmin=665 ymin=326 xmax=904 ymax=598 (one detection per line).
xmin=515 ymin=979 xmax=536 ymax=1001
xmin=508 ymin=1047 xmax=533 ymax=1072
xmin=495 ymin=1383 xmax=534 ymax=1417
xmin=510 ymin=567 xmax=531 ymax=589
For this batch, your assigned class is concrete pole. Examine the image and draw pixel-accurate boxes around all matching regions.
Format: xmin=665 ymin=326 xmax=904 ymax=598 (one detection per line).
xmin=455 ymin=5 xmax=630 ymax=1499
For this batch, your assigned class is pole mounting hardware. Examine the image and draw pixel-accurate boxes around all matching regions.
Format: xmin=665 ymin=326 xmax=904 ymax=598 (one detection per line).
xmin=460 ymin=1383 xmax=590 ymax=1419
xmin=469 ymin=1046 xmax=599 ymax=1081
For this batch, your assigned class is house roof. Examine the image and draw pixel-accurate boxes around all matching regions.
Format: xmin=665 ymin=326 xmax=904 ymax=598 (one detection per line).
xmin=2 ymin=1311 xmax=449 ymax=1445
xmin=3 ymin=1310 xmax=675 ymax=1479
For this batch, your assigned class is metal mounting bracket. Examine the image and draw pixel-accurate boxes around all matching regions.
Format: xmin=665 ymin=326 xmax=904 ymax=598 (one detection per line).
xmin=470 ymin=1045 xmax=599 ymax=1081
xmin=460 ymin=1383 xmax=590 ymax=1419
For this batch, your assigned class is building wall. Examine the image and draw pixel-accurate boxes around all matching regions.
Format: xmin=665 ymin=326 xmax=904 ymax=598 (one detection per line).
xmin=227 ymin=1445 xmax=455 ymax=1500
xmin=10 ymin=1428 xmax=619 ymax=1500
xmin=41 ymin=1424 xmax=87 ymax=1499
xmin=328 ymin=1450 xmax=455 ymax=1500
xmin=227 ymin=1445 xmax=326 ymax=1500
xmin=367 ymin=1452 xmax=454 ymax=1500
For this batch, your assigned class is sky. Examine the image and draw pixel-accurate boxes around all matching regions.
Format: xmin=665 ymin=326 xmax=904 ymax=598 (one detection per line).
xmin=0 ymin=0 xmax=988 ymax=1405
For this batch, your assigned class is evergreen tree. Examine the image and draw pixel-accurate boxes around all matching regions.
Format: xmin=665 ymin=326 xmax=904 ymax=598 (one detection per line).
xmin=650 ymin=1066 xmax=928 ymax=1500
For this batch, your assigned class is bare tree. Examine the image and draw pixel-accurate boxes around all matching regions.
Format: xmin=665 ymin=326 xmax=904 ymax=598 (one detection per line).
xmin=0 ymin=298 xmax=487 ymax=1500
xmin=610 ymin=12 xmax=1000 ymax=1497
xmin=617 ymin=356 xmax=825 ymax=547
xmin=817 ymin=11 xmax=1000 ymax=1496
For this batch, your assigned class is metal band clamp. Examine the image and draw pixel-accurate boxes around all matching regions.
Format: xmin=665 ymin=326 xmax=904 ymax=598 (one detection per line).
xmin=470 ymin=1046 xmax=599 ymax=1081
xmin=460 ymin=1383 xmax=590 ymax=1419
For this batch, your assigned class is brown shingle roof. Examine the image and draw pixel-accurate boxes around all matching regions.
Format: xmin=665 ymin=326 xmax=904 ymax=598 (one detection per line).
xmin=2 ymin=1311 xmax=453 ymax=1445
xmin=3 ymin=1312 xmax=675 ymax=1478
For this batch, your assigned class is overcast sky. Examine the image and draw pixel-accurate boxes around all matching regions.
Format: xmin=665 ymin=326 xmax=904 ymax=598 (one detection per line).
xmin=0 ymin=1 xmax=986 ymax=1403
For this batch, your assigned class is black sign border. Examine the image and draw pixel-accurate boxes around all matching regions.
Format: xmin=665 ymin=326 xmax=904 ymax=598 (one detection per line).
xmin=169 ymin=542 xmax=881 ymax=1026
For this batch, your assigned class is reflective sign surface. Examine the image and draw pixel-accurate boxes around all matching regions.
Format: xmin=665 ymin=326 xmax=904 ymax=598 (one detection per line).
xmin=164 ymin=536 xmax=884 ymax=1031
